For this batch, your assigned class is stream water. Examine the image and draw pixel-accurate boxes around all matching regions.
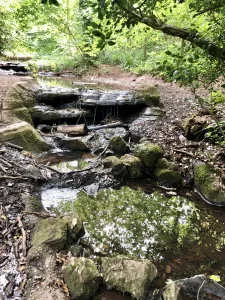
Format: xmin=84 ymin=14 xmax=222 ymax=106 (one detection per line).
xmin=37 ymin=75 xmax=225 ymax=298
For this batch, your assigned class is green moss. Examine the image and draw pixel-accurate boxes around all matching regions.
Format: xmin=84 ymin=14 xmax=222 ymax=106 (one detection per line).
xmin=63 ymin=257 xmax=102 ymax=300
xmin=121 ymin=154 xmax=142 ymax=178
xmin=0 ymin=122 xmax=51 ymax=153
xmin=194 ymin=163 xmax=225 ymax=205
xmin=103 ymin=155 xmax=127 ymax=176
xmin=12 ymin=107 xmax=33 ymax=125
xmin=134 ymin=142 xmax=164 ymax=169
xmin=32 ymin=217 xmax=68 ymax=250
xmin=135 ymin=85 xmax=160 ymax=106
xmin=154 ymin=168 xmax=181 ymax=187
xmin=109 ymin=136 xmax=127 ymax=153
xmin=3 ymin=80 xmax=37 ymax=110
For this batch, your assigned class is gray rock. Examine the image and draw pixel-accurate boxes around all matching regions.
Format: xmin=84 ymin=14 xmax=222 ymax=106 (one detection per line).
xmin=101 ymin=256 xmax=157 ymax=300
xmin=63 ymin=257 xmax=102 ymax=300
xmin=57 ymin=137 xmax=90 ymax=151
xmin=30 ymin=105 xmax=60 ymax=122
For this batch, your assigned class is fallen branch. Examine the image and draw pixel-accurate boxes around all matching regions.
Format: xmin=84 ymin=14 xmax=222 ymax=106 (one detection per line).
xmin=0 ymin=158 xmax=12 ymax=168
xmin=97 ymin=145 xmax=108 ymax=158
xmin=21 ymin=211 xmax=53 ymax=218
xmin=88 ymin=122 xmax=124 ymax=131
xmin=0 ymin=163 xmax=7 ymax=173
xmin=174 ymin=149 xmax=194 ymax=157
xmin=17 ymin=215 xmax=27 ymax=257
xmin=5 ymin=142 xmax=23 ymax=151
xmin=0 ymin=175 xmax=29 ymax=180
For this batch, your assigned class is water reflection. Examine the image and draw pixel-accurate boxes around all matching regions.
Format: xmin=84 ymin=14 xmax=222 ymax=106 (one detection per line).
xmin=56 ymin=186 xmax=225 ymax=283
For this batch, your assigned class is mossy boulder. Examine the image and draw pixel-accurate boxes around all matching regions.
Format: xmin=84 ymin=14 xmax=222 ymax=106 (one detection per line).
xmin=3 ymin=80 xmax=37 ymax=110
xmin=0 ymin=121 xmax=51 ymax=153
xmin=135 ymin=85 xmax=160 ymax=107
xmin=109 ymin=136 xmax=127 ymax=153
xmin=153 ymin=168 xmax=181 ymax=188
xmin=121 ymin=154 xmax=142 ymax=178
xmin=101 ymin=256 xmax=157 ymax=300
xmin=134 ymin=142 xmax=164 ymax=169
xmin=1 ymin=107 xmax=33 ymax=125
xmin=103 ymin=156 xmax=127 ymax=177
xmin=194 ymin=162 xmax=225 ymax=205
xmin=32 ymin=215 xmax=84 ymax=251
xmin=57 ymin=137 xmax=90 ymax=151
xmin=63 ymin=257 xmax=102 ymax=300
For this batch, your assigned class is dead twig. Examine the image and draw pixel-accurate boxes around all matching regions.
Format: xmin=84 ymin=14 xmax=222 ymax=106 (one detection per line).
xmin=0 ymin=175 xmax=29 ymax=180
xmin=17 ymin=215 xmax=27 ymax=257
xmin=0 ymin=158 xmax=12 ymax=168
xmin=97 ymin=145 xmax=108 ymax=158
xmin=174 ymin=149 xmax=194 ymax=157
xmin=0 ymin=163 xmax=7 ymax=173
xmin=5 ymin=142 xmax=23 ymax=151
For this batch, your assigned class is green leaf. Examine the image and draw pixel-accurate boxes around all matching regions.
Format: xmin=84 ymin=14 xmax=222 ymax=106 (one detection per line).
xmin=92 ymin=30 xmax=103 ymax=37
xmin=108 ymin=40 xmax=116 ymax=46
xmin=89 ymin=22 xmax=99 ymax=29
xmin=165 ymin=50 xmax=172 ymax=55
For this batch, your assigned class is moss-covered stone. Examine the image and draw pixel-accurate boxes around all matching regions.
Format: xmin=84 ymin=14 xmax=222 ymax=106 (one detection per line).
xmin=32 ymin=215 xmax=84 ymax=252
xmin=135 ymin=85 xmax=160 ymax=107
xmin=103 ymin=155 xmax=127 ymax=177
xmin=21 ymin=194 xmax=43 ymax=213
xmin=101 ymin=255 xmax=157 ymax=300
xmin=109 ymin=136 xmax=127 ymax=153
xmin=121 ymin=154 xmax=142 ymax=178
xmin=154 ymin=168 xmax=181 ymax=187
xmin=134 ymin=142 xmax=164 ymax=169
xmin=182 ymin=115 xmax=212 ymax=139
xmin=63 ymin=257 xmax=102 ymax=300
xmin=0 ymin=121 xmax=51 ymax=153
xmin=3 ymin=80 xmax=37 ymax=110
xmin=32 ymin=217 xmax=68 ymax=250
xmin=194 ymin=163 xmax=225 ymax=205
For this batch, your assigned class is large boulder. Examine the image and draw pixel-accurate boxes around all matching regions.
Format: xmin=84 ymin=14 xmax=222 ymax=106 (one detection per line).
xmin=1 ymin=80 xmax=37 ymax=124
xmin=0 ymin=121 xmax=51 ymax=152
xmin=101 ymin=256 xmax=157 ymax=300
xmin=109 ymin=136 xmax=127 ymax=153
xmin=121 ymin=154 xmax=142 ymax=178
xmin=194 ymin=162 xmax=225 ymax=205
xmin=63 ymin=257 xmax=102 ymax=300
xmin=31 ymin=216 xmax=84 ymax=252
xmin=134 ymin=142 xmax=164 ymax=169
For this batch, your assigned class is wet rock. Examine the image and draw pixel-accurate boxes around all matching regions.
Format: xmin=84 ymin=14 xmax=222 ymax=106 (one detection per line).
xmin=30 ymin=105 xmax=60 ymax=123
xmin=121 ymin=154 xmax=142 ymax=178
xmin=194 ymin=162 xmax=225 ymax=205
xmin=57 ymin=136 xmax=90 ymax=151
xmin=162 ymin=275 xmax=225 ymax=300
xmin=103 ymin=156 xmax=127 ymax=177
xmin=63 ymin=257 xmax=102 ymax=300
xmin=21 ymin=194 xmax=43 ymax=213
xmin=135 ymin=85 xmax=160 ymax=106
xmin=153 ymin=168 xmax=181 ymax=187
xmin=154 ymin=158 xmax=181 ymax=187
xmin=37 ymin=87 xmax=81 ymax=104
xmin=109 ymin=136 xmax=128 ymax=153
xmin=37 ymin=124 xmax=52 ymax=133
xmin=134 ymin=142 xmax=164 ymax=169
xmin=31 ymin=216 xmax=84 ymax=252
xmin=87 ymin=128 xmax=128 ymax=153
xmin=101 ymin=256 xmax=157 ymax=300
xmin=0 ymin=121 xmax=51 ymax=153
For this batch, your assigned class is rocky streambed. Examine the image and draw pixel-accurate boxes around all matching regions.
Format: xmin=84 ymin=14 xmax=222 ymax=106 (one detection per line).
xmin=0 ymin=75 xmax=225 ymax=299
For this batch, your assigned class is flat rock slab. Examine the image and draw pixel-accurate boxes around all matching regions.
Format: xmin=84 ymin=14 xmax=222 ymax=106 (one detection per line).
xmin=0 ymin=61 xmax=28 ymax=72
xmin=37 ymin=85 xmax=159 ymax=107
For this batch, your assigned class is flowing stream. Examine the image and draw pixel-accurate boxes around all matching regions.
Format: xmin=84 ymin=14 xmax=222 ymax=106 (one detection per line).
xmin=37 ymin=75 xmax=225 ymax=298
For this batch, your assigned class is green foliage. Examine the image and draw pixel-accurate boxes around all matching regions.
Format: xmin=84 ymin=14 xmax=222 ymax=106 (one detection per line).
xmin=204 ymin=121 xmax=225 ymax=145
